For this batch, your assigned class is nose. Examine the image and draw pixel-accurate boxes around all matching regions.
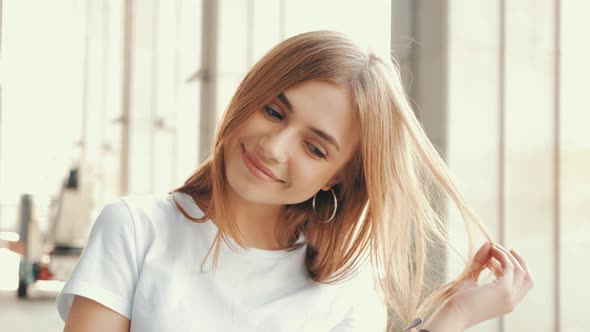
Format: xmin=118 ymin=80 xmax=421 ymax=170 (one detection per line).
xmin=257 ymin=127 xmax=294 ymax=164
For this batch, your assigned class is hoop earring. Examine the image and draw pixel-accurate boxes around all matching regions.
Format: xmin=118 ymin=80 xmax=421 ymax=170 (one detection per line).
xmin=312 ymin=187 xmax=338 ymax=223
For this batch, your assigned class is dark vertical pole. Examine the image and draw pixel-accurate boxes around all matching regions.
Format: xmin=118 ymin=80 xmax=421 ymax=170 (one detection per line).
xmin=17 ymin=194 xmax=33 ymax=298
xmin=390 ymin=0 xmax=450 ymax=329
xmin=198 ymin=0 xmax=218 ymax=163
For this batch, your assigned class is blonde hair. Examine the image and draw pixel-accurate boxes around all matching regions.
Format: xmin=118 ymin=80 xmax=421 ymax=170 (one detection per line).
xmin=172 ymin=30 xmax=495 ymax=331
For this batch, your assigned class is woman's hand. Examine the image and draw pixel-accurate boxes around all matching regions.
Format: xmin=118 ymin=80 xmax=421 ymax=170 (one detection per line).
xmin=445 ymin=242 xmax=535 ymax=330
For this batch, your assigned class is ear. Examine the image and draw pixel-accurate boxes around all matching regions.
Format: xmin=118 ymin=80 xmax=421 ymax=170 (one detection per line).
xmin=321 ymin=175 xmax=341 ymax=191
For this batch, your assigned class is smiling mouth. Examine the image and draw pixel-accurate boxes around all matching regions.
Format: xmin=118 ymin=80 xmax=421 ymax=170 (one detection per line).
xmin=241 ymin=144 xmax=282 ymax=183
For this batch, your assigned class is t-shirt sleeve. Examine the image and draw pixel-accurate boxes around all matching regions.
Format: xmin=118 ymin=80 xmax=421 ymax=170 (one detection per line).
xmin=56 ymin=199 xmax=140 ymax=322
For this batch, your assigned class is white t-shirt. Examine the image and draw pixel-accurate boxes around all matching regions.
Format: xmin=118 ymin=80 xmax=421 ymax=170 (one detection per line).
xmin=56 ymin=192 xmax=387 ymax=331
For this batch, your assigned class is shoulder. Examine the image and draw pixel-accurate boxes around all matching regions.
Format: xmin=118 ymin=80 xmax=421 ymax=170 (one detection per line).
xmin=95 ymin=193 xmax=169 ymax=223
xmin=90 ymin=198 xmax=135 ymax=236
xmin=91 ymin=193 xmax=179 ymax=247
xmin=115 ymin=193 xmax=183 ymax=229
xmin=119 ymin=193 xmax=175 ymax=216
xmin=119 ymin=192 xmax=202 ymax=220
xmin=115 ymin=192 xmax=209 ymax=244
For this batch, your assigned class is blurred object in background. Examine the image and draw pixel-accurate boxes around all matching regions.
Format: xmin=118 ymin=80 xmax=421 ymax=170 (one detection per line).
xmin=0 ymin=232 xmax=24 ymax=255
xmin=50 ymin=166 xmax=93 ymax=251
xmin=47 ymin=166 xmax=93 ymax=283
xmin=15 ymin=193 xmax=56 ymax=298
xmin=9 ymin=165 xmax=93 ymax=299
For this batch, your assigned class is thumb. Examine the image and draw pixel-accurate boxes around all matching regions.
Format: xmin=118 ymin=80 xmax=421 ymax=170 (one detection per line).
xmin=469 ymin=242 xmax=492 ymax=282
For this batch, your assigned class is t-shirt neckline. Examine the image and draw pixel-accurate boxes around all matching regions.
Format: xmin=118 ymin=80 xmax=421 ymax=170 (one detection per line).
xmin=171 ymin=191 xmax=307 ymax=259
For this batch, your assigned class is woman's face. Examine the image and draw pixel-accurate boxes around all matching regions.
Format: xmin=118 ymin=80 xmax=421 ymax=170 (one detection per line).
xmin=224 ymin=80 xmax=360 ymax=206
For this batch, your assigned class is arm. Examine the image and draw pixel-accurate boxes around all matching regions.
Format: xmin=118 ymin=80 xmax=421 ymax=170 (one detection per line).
xmin=56 ymin=199 xmax=143 ymax=326
xmin=0 ymin=239 xmax=24 ymax=255
xmin=419 ymin=300 xmax=466 ymax=332
xmin=64 ymin=295 xmax=130 ymax=332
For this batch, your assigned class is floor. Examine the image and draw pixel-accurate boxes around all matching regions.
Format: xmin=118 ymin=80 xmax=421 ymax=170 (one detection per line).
xmin=0 ymin=291 xmax=64 ymax=332
xmin=0 ymin=249 xmax=65 ymax=331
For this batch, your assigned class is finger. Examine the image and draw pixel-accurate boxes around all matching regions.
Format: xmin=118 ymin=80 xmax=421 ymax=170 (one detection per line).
xmin=509 ymin=248 xmax=535 ymax=303
xmin=510 ymin=248 xmax=534 ymax=284
xmin=489 ymin=245 xmax=514 ymax=280
xmin=494 ymin=244 xmax=525 ymax=279
xmin=486 ymin=258 xmax=503 ymax=278
xmin=470 ymin=242 xmax=492 ymax=281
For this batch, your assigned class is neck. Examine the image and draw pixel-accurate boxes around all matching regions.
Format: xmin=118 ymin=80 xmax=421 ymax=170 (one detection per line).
xmin=200 ymin=188 xmax=286 ymax=250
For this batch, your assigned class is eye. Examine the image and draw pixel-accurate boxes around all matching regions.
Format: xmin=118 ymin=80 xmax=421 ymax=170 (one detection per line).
xmin=262 ymin=104 xmax=326 ymax=159
xmin=263 ymin=105 xmax=283 ymax=120
xmin=305 ymin=142 xmax=326 ymax=159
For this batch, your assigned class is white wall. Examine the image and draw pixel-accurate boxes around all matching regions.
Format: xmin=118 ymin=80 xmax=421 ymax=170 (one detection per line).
xmin=393 ymin=0 xmax=590 ymax=331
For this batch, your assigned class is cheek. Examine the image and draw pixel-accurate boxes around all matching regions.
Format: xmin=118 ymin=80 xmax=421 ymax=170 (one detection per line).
xmin=234 ymin=113 xmax=276 ymax=144
xmin=243 ymin=112 xmax=271 ymax=132
xmin=287 ymin=161 xmax=334 ymax=198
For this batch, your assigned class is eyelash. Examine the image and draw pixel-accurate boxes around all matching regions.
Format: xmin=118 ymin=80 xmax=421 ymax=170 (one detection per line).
xmin=262 ymin=105 xmax=326 ymax=159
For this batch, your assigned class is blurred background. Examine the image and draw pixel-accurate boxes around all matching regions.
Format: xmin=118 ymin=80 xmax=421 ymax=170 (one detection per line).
xmin=0 ymin=0 xmax=588 ymax=331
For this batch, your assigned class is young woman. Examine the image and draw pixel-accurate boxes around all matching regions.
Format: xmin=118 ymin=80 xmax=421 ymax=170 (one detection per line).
xmin=57 ymin=30 xmax=533 ymax=332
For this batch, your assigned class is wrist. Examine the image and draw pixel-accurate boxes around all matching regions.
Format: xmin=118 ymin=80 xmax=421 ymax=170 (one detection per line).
xmin=420 ymin=300 xmax=467 ymax=332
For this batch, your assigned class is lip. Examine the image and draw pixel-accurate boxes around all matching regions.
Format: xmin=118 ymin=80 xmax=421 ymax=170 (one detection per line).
xmin=241 ymin=145 xmax=281 ymax=183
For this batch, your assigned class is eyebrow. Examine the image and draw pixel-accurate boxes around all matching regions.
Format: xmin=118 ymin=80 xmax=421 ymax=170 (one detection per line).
xmin=277 ymin=93 xmax=341 ymax=152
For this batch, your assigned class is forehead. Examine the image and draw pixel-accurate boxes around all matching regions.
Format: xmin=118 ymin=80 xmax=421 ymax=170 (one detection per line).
xmin=282 ymin=81 xmax=359 ymax=153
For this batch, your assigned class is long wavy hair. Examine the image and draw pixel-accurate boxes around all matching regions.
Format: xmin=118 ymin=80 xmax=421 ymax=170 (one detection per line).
xmin=172 ymin=30 xmax=494 ymax=331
